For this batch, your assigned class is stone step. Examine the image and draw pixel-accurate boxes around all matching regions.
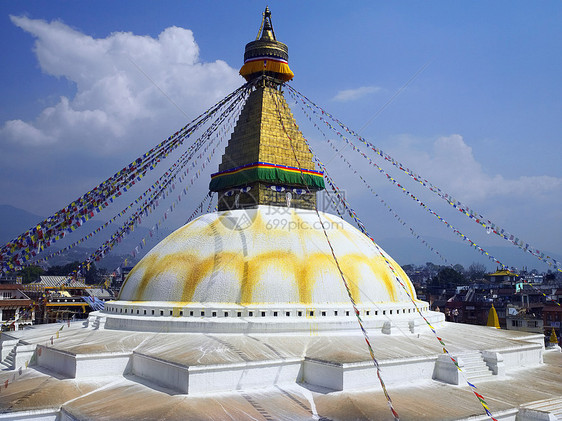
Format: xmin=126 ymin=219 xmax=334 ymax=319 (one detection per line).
xmin=519 ymin=397 xmax=562 ymax=420
xmin=2 ymin=357 xmax=14 ymax=370
xmin=465 ymin=368 xmax=493 ymax=378
xmin=457 ymin=353 xmax=493 ymax=380
xmin=457 ymin=354 xmax=484 ymax=362
xmin=463 ymin=362 xmax=489 ymax=371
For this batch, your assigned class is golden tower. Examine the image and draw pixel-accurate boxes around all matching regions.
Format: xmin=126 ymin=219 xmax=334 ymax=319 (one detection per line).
xmin=209 ymin=7 xmax=324 ymax=210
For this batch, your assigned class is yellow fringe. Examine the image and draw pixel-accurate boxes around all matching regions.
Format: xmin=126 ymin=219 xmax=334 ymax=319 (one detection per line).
xmin=240 ymin=59 xmax=294 ymax=82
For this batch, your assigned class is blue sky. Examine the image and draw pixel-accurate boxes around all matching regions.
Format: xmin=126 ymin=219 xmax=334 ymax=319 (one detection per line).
xmin=1 ymin=1 xmax=560 ymax=271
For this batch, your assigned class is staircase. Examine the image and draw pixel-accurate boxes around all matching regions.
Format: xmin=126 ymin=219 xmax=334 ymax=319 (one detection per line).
xmin=457 ymin=352 xmax=493 ymax=381
xmin=1 ymin=342 xmax=18 ymax=370
xmin=1 ymin=338 xmax=37 ymax=371
xmin=86 ymin=314 xmax=106 ymax=330
xmin=434 ymin=351 xmax=495 ymax=385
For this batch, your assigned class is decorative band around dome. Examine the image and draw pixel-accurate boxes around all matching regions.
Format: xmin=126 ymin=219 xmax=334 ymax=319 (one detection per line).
xmin=209 ymin=162 xmax=324 ymax=191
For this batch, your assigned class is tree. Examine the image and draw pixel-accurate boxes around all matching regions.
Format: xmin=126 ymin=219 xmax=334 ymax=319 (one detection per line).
xmin=46 ymin=262 xmax=80 ymax=276
xmin=45 ymin=261 xmax=103 ymax=284
xmin=431 ymin=267 xmax=465 ymax=287
xmin=453 ymin=264 xmax=465 ymax=275
xmin=424 ymin=262 xmax=441 ymax=278
xmin=544 ymin=272 xmax=556 ymax=284
xmin=402 ymin=264 xmax=416 ymax=273
xmin=16 ymin=265 xmax=45 ymax=283
xmin=84 ymin=263 xmax=100 ymax=285
xmin=467 ymin=262 xmax=487 ymax=281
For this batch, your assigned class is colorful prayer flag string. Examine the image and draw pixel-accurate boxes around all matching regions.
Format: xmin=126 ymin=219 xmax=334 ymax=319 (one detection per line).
xmin=287 ymin=87 xmax=512 ymax=271
xmin=287 ymin=84 xmax=560 ymax=273
xmin=272 ymin=90 xmax=400 ymax=421
xmin=1 ymin=82 xmax=252 ymax=272
xmin=72 ymin=90 xmax=248 ymax=274
xmin=294 ymin=92 xmax=450 ymax=266
xmin=277 ymin=86 xmax=500 ymax=421
xmin=308 ymin=143 xmax=499 ymax=421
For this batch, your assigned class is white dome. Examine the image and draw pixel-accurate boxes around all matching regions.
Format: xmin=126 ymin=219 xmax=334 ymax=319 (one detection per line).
xmin=118 ymin=206 xmax=418 ymax=305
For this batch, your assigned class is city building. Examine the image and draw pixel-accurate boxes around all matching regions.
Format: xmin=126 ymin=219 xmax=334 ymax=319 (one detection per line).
xmin=0 ymin=284 xmax=33 ymax=332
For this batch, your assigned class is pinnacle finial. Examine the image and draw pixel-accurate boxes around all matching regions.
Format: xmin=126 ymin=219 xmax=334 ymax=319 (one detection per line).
xmin=241 ymin=7 xmax=293 ymax=83
xmin=260 ymin=6 xmax=276 ymax=41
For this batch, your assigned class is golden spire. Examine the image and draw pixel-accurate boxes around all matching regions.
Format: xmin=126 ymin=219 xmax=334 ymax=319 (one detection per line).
xmin=210 ymin=8 xmax=323 ymax=211
xmin=260 ymin=6 xmax=276 ymax=41
xmin=240 ymin=7 xmax=294 ymax=83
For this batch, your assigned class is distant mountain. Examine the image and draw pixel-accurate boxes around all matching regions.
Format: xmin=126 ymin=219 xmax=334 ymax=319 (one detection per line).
xmin=44 ymin=224 xmax=173 ymax=271
xmin=379 ymin=235 xmax=561 ymax=272
xmin=0 ymin=204 xmax=172 ymax=271
xmin=0 ymin=205 xmax=44 ymax=243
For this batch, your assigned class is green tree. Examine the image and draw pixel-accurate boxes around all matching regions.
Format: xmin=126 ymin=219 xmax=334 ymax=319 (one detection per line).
xmin=453 ymin=264 xmax=465 ymax=274
xmin=424 ymin=262 xmax=441 ymax=278
xmin=84 ymin=263 xmax=100 ymax=285
xmin=431 ymin=267 xmax=465 ymax=287
xmin=402 ymin=264 xmax=416 ymax=273
xmin=46 ymin=262 xmax=80 ymax=276
xmin=16 ymin=265 xmax=45 ymax=283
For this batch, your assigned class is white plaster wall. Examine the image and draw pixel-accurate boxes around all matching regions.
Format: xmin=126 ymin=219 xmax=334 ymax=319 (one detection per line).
xmin=101 ymin=310 xmax=445 ymax=335
xmin=0 ymin=338 xmax=18 ymax=360
xmin=372 ymin=357 xmax=437 ymax=386
xmin=433 ymin=354 xmax=462 ymax=385
xmin=0 ymin=409 xmax=58 ymax=420
xmin=37 ymin=346 xmax=76 ymax=378
xmin=188 ymin=360 xmax=302 ymax=394
xmin=302 ymin=359 xmax=343 ymax=390
xmin=14 ymin=344 xmax=35 ymax=370
xmin=304 ymin=357 xmax=437 ymax=391
xmin=74 ymin=353 xmax=131 ymax=377
xmin=500 ymin=345 xmax=543 ymax=369
xmin=132 ymin=353 xmax=188 ymax=393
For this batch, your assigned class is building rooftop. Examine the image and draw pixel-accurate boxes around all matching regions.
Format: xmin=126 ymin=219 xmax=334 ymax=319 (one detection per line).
xmin=0 ymin=320 xmax=559 ymax=420
xmin=27 ymin=276 xmax=88 ymax=289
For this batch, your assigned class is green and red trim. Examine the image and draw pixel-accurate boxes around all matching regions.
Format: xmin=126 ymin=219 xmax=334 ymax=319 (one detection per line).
xmin=209 ymin=162 xmax=325 ymax=191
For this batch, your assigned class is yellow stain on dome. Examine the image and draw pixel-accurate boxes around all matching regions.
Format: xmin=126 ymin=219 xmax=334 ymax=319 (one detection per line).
xmin=181 ymin=251 xmax=246 ymax=301
xmin=124 ymin=249 xmax=408 ymax=303
xmin=119 ymin=254 xmax=159 ymax=300
xmin=370 ymin=255 xmax=398 ymax=302
xmin=322 ymin=212 xmax=416 ymax=301
xmin=339 ymin=254 xmax=391 ymax=303
xmin=240 ymin=250 xmax=297 ymax=304
xmin=119 ymin=208 xmax=418 ymax=304
xmin=137 ymin=253 xmax=199 ymax=301
xmin=300 ymin=252 xmax=336 ymax=303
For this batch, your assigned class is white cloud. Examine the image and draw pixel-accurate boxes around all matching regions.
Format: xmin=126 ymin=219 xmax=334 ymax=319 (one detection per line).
xmin=1 ymin=119 xmax=56 ymax=146
xmin=333 ymin=86 xmax=381 ymax=102
xmin=388 ymin=134 xmax=562 ymax=204
xmin=2 ymin=16 xmax=242 ymax=155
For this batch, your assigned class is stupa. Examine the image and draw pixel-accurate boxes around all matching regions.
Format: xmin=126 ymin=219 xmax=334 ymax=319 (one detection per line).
xmin=112 ymin=5 xmax=439 ymax=335
xmin=0 ymin=8 xmax=557 ymax=421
